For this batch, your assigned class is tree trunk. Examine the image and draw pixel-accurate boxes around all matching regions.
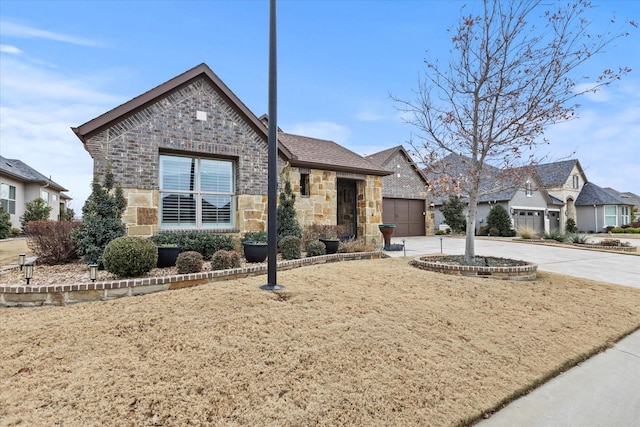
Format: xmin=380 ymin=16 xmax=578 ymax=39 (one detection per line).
xmin=465 ymin=191 xmax=479 ymax=264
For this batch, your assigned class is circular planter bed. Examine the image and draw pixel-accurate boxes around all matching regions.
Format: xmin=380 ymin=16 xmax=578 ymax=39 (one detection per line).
xmin=411 ymin=255 xmax=538 ymax=281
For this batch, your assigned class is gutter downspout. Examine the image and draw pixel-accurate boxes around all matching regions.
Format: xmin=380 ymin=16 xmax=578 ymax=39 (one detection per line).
xmin=593 ymin=204 xmax=597 ymax=232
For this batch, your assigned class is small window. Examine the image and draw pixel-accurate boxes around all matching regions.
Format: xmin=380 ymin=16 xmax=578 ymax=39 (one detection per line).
xmin=1 ymin=183 xmax=16 ymax=214
xmin=300 ymin=173 xmax=310 ymax=197
xmin=525 ymin=181 xmax=532 ymax=197
xmin=572 ymin=175 xmax=579 ymax=189
xmin=41 ymin=189 xmax=50 ymax=206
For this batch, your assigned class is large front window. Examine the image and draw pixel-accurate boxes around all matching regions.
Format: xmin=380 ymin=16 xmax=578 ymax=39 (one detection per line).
xmin=604 ymin=205 xmax=617 ymax=227
xmin=1 ymin=183 xmax=16 ymax=214
xmin=159 ymin=155 xmax=234 ymax=228
xmin=621 ymin=206 xmax=630 ymax=225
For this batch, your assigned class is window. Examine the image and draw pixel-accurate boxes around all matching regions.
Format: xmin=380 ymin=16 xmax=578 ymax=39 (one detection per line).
xmin=41 ymin=189 xmax=50 ymax=206
xmin=159 ymin=155 xmax=234 ymax=228
xmin=621 ymin=206 xmax=630 ymax=225
xmin=572 ymin=175 xmax=579 ymax=189
xmin=1 ymin=183 xmax=16 ymax=214
xmin=300 ymin=173 xmax=310 ymax=196
xmin=604 ymin=205 xmax=617 ymax=227
xmin=525 ymin=181 xmax=532 ymax=197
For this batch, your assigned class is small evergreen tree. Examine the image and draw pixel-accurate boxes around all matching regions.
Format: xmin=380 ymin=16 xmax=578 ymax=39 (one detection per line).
xmin=440 ymin=195 xmax=466 ymax=233
xmin=277 ymin=171 xmax=302 ymax=243
xmin=565 ymin=217 xmax=578 ymax=234
xmin=20 ymin=198 xmax=52 ymax=229
xmin=60 ymin=207 xmax=76 ymax=221
xmin=486 ymin=204 xmax=513 ymax=237
xmin=0 ymin=205 xmax=11 ymax=239
xmin=74 ymin=165 xmax=127 ymax=266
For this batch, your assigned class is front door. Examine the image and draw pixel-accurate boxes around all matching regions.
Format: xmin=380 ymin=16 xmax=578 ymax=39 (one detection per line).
xmin=337 ymin=180 xmax=357 ymax=239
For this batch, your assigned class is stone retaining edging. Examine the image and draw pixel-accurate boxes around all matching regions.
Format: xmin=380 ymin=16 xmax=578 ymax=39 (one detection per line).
xmin=411 ymin=255 xmax=538 ymax=281
xmin=1 ymin=251 xmax=385 ymax=307
xmin=512 ymin=239 xmax=637 ymax=253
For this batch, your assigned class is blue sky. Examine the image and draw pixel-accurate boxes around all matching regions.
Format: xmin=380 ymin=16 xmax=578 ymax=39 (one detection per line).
xmin=1 ymin=0 xmax=638 ymax=211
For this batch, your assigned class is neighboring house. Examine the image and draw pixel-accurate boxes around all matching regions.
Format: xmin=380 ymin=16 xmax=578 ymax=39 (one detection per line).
xmin=366 ymin=145 xmax=431 ymax=236
xmin=603 ymin=188 xmax=640 ymax=222
xmin=0 ymin=155 xmax=70 ymax=229
xmin=575 ymin=182 xmax=634 ymax=232
xmin=533 ymin=159 xmax=586 ymax=230
xmin=71 ymin=63 xmax=391 ymax=242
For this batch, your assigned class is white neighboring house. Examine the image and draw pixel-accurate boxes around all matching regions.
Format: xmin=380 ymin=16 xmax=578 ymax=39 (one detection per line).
xmin=0 ymin=155 xmax=70 ymax=230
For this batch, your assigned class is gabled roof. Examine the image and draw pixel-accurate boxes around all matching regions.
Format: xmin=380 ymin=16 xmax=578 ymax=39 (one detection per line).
xmin=278 ymin=132 xmax=392 ymax=176
xmin=72 ymin=63 xmax=274 ymax=149
xmin=575 ymin=182 xmax=630 ymax=206
xmin=0 ymin=155 xmax=68 ymax=192
xmin=366 ymin=145 xmax=429 ymax=184
xmin=533 ymin=159 xmax=585 ymax=188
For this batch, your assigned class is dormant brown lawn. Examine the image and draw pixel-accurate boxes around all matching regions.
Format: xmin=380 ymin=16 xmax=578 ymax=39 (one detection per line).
xmin=2 ymin=256 xmax=639 ymax=426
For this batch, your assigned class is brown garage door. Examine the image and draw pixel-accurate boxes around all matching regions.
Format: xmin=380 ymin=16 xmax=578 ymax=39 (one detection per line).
xmin=383 ymin=198 xmax=425 ymax=237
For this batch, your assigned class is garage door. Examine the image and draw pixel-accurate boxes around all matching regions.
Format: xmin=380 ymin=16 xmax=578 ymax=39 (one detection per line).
xmin=513 ymin=210 xmax=544 ymax=234
xmin=383 ymin=198 xmax=425 ymax=237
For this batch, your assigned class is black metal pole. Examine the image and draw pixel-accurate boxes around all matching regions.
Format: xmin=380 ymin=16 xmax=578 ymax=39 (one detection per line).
xmin=261 ymin=0 xmax=282 ymax=290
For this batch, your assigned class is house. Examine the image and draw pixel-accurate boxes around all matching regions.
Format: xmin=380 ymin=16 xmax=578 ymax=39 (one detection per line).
xmin=574 ymin=182 xmax=634 ymax=232
xmin=603 ymin=188 xmax=640 ymax=223
xmin=366 ymin=145 xmax=431 ymax=236
xmin=71 ymin=63 xmax=392 ymax=242
xmin=0 ymin=155 xmax=70 ymax=229
xmin=533 ymin=159 xmax=586 ymax=230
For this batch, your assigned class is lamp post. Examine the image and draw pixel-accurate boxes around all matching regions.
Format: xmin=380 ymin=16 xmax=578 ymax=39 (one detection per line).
xmin=18 ymin=254 xmax=25 ymax=271
xmin=89 ymin=264 xmax=98 ymax=282
xmin=24 ymin=264 xmax=33 ymax=285
xmin=440 ymin=236 xmax=443 ymax=253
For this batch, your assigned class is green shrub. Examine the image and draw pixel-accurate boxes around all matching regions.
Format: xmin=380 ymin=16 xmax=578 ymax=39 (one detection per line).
xmin=486 ymin=204 xmax=513 ymax=237
xmin=565 ymin=218 xmax=578 ymax=234
xmin=610 ymin=227 xmax=624 ymax=233
xmin=435 ymin=229 xmax=446 ymax=235
xmin=241 ymin=231 xmax=268 ymax=244
xmin=306 ymin=240 xmax=326 ymax=257
xmin=277 ymin=173 xmax=302 ymax=243
xmin=150 ymin=231 xmax=234 ymax=260
xmin=440 ymin=195 xmax=466 ymax=233
xmin=176 ymin=251 xmax=204 ymax=274
xmin=74 ymin=165 xmax=127 ymax=266
xmin=0 ymin=205 xmax=10 ymax=239
xmin=211 ymin=250 xmax=241 ymax=270
xmin=543 ymin=230 xmax=566 ymax=242
xmin=20 ymin=198 xmax=52 ymax=230
xmin=279 ymin=235 xmax=301 ymax=260
xmin=103 ymin=236 xmax=158 ymax=277
xmin=567 ymin=233 xmax=589 ymax=244
xmin=11 ymin=227 xmax=20 ymax=236
xmin=24 ymin=220 xmax=82 ymax=265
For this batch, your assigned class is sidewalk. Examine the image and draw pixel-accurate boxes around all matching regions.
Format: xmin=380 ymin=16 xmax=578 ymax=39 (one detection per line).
xmin=384 ymin=236 xmax=640 ymax=427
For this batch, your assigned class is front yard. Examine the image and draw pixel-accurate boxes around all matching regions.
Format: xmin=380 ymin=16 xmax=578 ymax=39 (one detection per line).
xmin=1 ymin=257 xmax=639 ymax=426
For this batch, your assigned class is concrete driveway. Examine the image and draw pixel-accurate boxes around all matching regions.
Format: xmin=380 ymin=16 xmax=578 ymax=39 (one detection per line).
xmin=384 ymin=235 xmax=640 ymax=426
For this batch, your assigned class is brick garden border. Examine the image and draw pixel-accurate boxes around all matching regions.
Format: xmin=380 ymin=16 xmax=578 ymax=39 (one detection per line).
xmin=512 ymin=238 xmax=637 ymax=253
xmin=411 ymin=255 xmax=538 ymax=281
xmin=0 ymin=251 xmax=385 ymax=308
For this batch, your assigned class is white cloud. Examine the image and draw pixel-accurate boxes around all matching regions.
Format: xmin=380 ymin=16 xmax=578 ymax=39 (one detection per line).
xmin=355 ymin=110 xmax=387 ymax=122
xmin=0 ymin=44 xmax=23 ymax=54
xmin=284 ymin=121 xmax=352 ymax=145
xmin=573 ymin=82 xmax=612 ymax=102
xmin=0 ymin=20 xmax=105 ymax=47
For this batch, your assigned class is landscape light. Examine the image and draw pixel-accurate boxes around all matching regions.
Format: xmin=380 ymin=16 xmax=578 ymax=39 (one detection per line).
xmin=89 ymin=264 xmax=98 ymax=282
xmin=24 ymin=264 xmax=34 ymax=285
xmin=18 ymin=254 xmax=26 ymax=271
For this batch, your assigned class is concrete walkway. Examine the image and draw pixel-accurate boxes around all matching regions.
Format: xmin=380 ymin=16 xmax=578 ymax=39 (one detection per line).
xmin=384 ymin=236 xmax=640 ymax=427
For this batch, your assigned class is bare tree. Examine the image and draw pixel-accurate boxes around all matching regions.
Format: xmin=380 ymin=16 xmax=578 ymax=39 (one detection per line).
xmin=395 ymin=0 xmax=634 ymax=263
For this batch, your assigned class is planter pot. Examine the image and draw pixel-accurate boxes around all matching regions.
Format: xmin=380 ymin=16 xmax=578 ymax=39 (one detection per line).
xmin=157 ymin=246 xmax=182 ymax=268
xmin=379 ymin=224 xmax=396 ymax=250
xmin=319 ymin=238 xmax=340 ymax=255
xmin=243 ymin=242 xmax=268 ymax=263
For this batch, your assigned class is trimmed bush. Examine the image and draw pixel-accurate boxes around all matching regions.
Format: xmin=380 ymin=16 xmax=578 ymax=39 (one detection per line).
xmin=241 ymin=231 xmax=268 ymax=244
xmin=24 ymin=220 xmax=82 ymax=264
xmin=150 ymin=231 xmax=234 ymax=260
xmin=176 ymin=251 xmax=203 ymax=274
xmin=20 ymin=198 xmax=53 ymax=230
xmin=306 ymin=240 xmax=326 ymax=257
xmin=0 ymin=205 xmax=10 ymax=239
xmin=277 ymin=174 xmax=302 ymax=243
xmin=543 ymin=230 xmax=566 ymax=242
xmin=103 ymin=236 xmax=158 ymax=277
xmin=486 ymin=204 xmax=514 ymax=237
xmin=441 ymin=195 xmax=466 ymax=233
xmin=565 ymin=218 xmax=578 ymax=234
xmin=279 ymin=235 xmax=301 ymax=260
xmin=211 ymin=250 xmax=241 ymax=271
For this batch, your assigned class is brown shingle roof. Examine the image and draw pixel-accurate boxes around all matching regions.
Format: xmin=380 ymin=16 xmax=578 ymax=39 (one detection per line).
xmin=366 ymin=145 xmax=429 ymax=184
xmin=278 ymin=132 xmax=391 ymax=176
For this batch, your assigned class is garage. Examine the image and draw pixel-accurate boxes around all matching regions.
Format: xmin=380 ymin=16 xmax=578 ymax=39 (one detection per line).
xmin=383 ymin=198 xmax=425 ymax=237
xmin=513 ymin=209 xmax=544 ymax=234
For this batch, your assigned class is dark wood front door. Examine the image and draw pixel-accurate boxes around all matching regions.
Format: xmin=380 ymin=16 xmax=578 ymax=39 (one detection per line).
xmin=337 ymin=180 xmax=357 ymax=238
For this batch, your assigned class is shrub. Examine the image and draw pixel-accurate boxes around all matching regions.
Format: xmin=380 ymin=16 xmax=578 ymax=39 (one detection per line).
xmin=279 ymin=235 xmax=301 ymax=260
xmin=302 ymin=224 xmax=346 ymax=247
xmin=0 ymin=205 xmax=10 ymax=239
xmin=477 ymin=226 xmax=489 ymax=236
xmin=565 ymin=218 xmax=578 ymax=234
xmin=211 ymin=250 xmax=241 ymax=271
xmin=440 ymin=195 xmax=466 ymax=233
xmin=176 ymin=251 xmax=204 ymax=274
xmin=486 ymin=204 xmax=513 ymax=237
xmin=543 ymin=230 xmax=566 ymax=242
xmin=277 ymin=172 xmax=302 ymax=243
xmin=150 ymin=231 xmax=234 ymax=260
xmin=339 ymin=238 xmax=377 ymax=253
xmin=610 ymin=227 xmax=624 ymax=234
xmin=103 ymin=236 xmax=158 ymax=277
xmin=241 ymin=231 xmax=268 ymax=244
xmin=74 ymin=165 xmax=127 ymax=266
xmin=306 ymin=240 xmax=326 ymax=257
xmin=20 ymin=198 xmax=52 ymax=230
xmin=516 ymin=225 xmax=537 ymax=239
xmin=24 ymin=220 xmax=82 ymax=264
xmin=567 ymin=233 xmax=589 ymax=244
xmin=11 ymin=228 xmax=20 ymax=236
xmin=435 ymin=229 xmax=447 ymax=235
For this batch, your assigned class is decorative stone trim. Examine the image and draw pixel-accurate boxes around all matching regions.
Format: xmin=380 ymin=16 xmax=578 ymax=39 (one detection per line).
xmin=411 ymin=255 xmax=538 ymax=281
xmin=0 ymin=251 xmax=385 ymax=308
xmin=512 ymin=239 xmax=637 ymax=253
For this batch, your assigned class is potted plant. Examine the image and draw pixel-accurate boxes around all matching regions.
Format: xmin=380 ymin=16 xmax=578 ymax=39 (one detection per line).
xmin=319 ymin=236 xmax=340 ymax=254
xmin=241 ymin=231 xmax=268 ymax=263
xmin=157 ymin=244 xmax=182 ymax=268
